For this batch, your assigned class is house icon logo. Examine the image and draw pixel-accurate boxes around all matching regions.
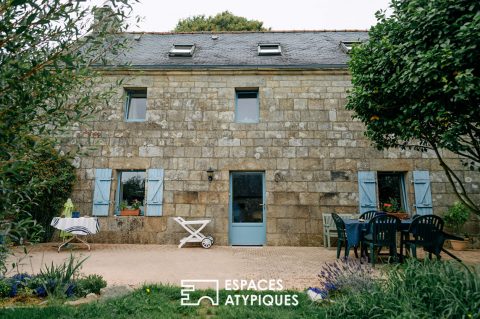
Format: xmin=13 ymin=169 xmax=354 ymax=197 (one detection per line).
xmin=180 ymin=279 xmax=220 ymax=306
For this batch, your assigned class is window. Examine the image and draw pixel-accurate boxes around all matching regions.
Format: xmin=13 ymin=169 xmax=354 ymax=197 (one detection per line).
xmin=116 ymin=170 xmax=146 ymax=215
xmin=235 ymin=90 xmax=259 ymax=123
xmin=257 ymin=43 xmax=282 ymax=56
xmin=125 ymin=89 xmax=147 ymax=121
xmin=169 ymin=44 xmax=195 ymax=57
xmin=377 ymin=172 xmax=408 ymax=212
xmin=339 ymin=41 xmax=361 ymax=54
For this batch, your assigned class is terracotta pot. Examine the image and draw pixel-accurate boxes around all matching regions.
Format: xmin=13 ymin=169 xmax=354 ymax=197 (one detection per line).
xmin=120 ymin=209 xmax=140 ymax=216
xmin=450 ymin=239 xmax=468 ymax=251
xmin=386 ymin=212 xmax=409 ymax=220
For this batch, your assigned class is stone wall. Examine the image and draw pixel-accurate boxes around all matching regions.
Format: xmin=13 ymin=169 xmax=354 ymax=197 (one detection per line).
xmin=62 ymin=69 xmax=480 ymax=246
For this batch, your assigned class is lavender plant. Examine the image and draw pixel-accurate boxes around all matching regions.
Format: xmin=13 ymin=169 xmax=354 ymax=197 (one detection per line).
xmin=316 ymin=258 xmax=377 ymax=297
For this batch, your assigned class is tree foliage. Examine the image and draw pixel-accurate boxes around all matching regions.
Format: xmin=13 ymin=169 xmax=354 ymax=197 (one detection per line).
xmin=0 ymin=0 xmax=135 ymax=268
xmin=347 ymin=0 xmax=480 ymax=215
xmin=174 ymin=11 xmax=268 ymax=32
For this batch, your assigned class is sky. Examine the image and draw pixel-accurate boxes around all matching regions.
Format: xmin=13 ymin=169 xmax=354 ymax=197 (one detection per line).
xmin=95 ymin=0 xmax=392 ymax=32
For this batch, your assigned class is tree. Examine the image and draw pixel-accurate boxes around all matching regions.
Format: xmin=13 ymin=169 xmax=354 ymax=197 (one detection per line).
xmin=346 ymin=0 xmax=480 ymax=215
xmin=174 ymin=11 xmax=268 ymax=32
xmin=0 ymin=0 xmax=135 ymax=271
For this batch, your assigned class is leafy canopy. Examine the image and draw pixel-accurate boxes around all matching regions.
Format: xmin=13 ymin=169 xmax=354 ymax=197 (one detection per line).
xmin=347 ymin=0 xmax=480 ymax=215
xmin=174 ymin=11 xmax=269 ymax=32
xmin=0 ymin=0 xmax=135 ymax=271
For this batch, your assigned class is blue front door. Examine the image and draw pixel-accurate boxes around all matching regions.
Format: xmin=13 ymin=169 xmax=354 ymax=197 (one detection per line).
xmin=229 ymin=172 xmax=266 ymax=245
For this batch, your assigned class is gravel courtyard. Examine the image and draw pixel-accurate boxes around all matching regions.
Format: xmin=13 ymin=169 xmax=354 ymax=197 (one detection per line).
xmin=9 ymin=243 xmax=480 ymax=290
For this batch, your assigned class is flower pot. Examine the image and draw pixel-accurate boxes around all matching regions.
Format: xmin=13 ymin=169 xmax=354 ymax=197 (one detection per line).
xmin=450 ymin=239 xmax=468 ymax=251
xmin=120 ymin=209 xmax=140 ymax=216
xmin=386 ymin=212 xmax=409 ymax=220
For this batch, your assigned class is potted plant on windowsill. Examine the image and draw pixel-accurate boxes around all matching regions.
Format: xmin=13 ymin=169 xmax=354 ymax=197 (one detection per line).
xmin=382 ymin=198 xmax=409 ymax=220
xmin=119 ymin=200 xmax=141 ymax=216
xmin=443 ymin=202 xmax=470 ymax=250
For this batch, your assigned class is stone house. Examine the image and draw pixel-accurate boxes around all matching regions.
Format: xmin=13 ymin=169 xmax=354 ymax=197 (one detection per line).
xmin=67 ymin=31 xmax=479 ymax=246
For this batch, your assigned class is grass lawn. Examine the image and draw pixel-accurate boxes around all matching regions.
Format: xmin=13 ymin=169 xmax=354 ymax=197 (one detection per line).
xmin=0 ymin=285 xmax=325 ymax=319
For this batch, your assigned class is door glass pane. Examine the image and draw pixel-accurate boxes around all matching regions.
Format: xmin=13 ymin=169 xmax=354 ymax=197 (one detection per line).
xmin=232 ymin=173 xmax=263 ymax=223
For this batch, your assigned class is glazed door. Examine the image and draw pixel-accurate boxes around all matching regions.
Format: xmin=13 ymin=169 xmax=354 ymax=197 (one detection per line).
xmin=229 ymin=172 xmax=266 ymax=245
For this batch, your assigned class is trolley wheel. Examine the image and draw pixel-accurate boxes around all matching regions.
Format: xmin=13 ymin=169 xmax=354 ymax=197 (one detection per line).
xmin=201 ymin=238 xmax=212 ymax=249
xmin=206 ymin=235 xmax=214 ymax=245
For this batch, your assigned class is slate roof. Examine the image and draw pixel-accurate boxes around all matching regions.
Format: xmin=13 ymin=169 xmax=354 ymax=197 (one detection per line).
xmin=109 ymin=31 xmax=368 ymax=70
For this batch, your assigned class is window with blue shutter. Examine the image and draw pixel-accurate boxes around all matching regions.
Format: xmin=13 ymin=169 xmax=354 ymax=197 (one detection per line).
xmin=92 ymin=168 xmax=112 ymax=216
xmin=146 ymin=168 xmax=164 ymax=216
xmin=358 ymin=171 xmax=378 ymax=214
xmin=413 ymin=170 xmax=433 ymax=215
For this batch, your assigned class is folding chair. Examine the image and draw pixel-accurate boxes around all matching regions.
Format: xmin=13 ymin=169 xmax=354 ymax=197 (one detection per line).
xmin=174 ymin=217 xmax=214 ymax=249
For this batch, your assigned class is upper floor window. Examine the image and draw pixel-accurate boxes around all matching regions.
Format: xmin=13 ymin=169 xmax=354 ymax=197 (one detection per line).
xmin=125 ymin=89 xmax=147 ymax=121
xmin=235 ymin=89 xmax=259 ymax=123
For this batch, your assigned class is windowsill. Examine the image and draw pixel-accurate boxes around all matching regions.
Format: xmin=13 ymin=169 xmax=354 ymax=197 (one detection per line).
xmin=124 ymin=119 xmax=146 ymax=123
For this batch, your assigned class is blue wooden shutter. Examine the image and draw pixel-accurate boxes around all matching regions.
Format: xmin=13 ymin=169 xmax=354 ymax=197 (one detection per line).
xmin=413 ymin=170 xmax=433 ymax=215
xmin=146 ymin=168 xmax=164 ymax=216
xmin=92 ymin=168 xmax=112 ymax=216
xmin=358 ymin=171 xmax=378 ymax=213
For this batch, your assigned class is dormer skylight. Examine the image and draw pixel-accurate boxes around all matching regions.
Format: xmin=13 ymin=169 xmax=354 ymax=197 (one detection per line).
xmin=169 ymin=44 xmax=195 ymax=57
xmin=340 ymin=41 xmax=361 ymax=54
xmin=257 ymin=43 xmax=282 ymax=56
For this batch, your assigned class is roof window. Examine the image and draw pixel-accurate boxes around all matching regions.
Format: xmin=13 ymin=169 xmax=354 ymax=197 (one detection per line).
xmin=169 ymin=44 xmax=195 ymax=57
xmin=257 ymin=43 xmax=281 ymax=56
xmin=340 ymin=41 xmax=361 ymax=54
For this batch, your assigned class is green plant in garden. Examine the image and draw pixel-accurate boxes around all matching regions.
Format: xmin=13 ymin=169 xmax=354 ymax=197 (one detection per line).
xmin=444 ymin=202 xmax=471 ymax=236
xmin=74 ymin=274 xmax=107 ymax=297
xmin=325 ymin=259 xmax=480 ymax=318
xmin=346 ymin=0 xmax=480 ymax=216
xmin=0 ymin=0 xmax=136 ymax=273
xmin=0 ymin=279 xmax=9 ymax=298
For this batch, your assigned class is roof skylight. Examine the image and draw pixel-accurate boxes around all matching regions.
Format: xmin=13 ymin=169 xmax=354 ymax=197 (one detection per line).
xmin=340 ymin=41 xmax=361 ymax=54
xmin=169 ymin=44 xmax=195 ymax=57
xmin=257 ymin=43 xmax=282 ymax=56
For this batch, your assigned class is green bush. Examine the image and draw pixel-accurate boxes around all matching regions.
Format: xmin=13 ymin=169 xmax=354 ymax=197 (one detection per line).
xmin=1 ymin=137 xmax=76 ymax=242
xmin=325 ymin=259 xmax=480 ymax=318
xmin=75 ymin=274 xmax=107 ymax=297
xmin=0 ymin=279 xmax=9 ymax=298
xmin=444 ymin=202 xmax=471 ymax=235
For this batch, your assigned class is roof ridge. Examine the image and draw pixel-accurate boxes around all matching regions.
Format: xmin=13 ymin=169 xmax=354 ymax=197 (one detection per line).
xmin=118 ymin=29 xmax=368 ymax=35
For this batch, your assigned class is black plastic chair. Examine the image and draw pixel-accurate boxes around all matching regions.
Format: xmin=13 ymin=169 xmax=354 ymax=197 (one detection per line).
xmin=401 ymin=215 xmax=444 ymax=259
xmin=359 ymin=210 xmax=378 ymax=221
xmin=331 ymin=213 xmax=358 ymax=259
xmin=361 ymin=214 xmax=400 ymax=266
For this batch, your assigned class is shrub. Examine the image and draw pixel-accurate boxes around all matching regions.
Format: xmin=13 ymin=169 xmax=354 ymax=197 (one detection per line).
xmin=37 ymin=254 xmax=87 ymax=297
xmin=75 ymin=274 xmax=107 ymax=297
xmin=444 ymin=202 xmax=471 ymax=235
xmin=0 ymin=278 xmax=9 ymax=298
xmin=325 ymin=259 xmax=480 ymax=318
xmin=317 ymin=258 xmax=377 ymax=297
xmin=1 ymin=137 xmax=76 ymax=242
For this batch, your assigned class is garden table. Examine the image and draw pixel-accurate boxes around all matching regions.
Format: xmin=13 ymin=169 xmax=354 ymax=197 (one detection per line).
xmin=343 ymin=218 xmax=412 ymax=247
xmin=51 ymin=217 xmax=100 ymax=252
